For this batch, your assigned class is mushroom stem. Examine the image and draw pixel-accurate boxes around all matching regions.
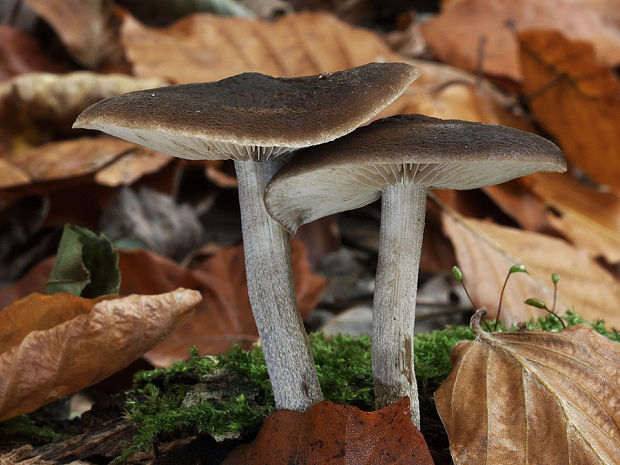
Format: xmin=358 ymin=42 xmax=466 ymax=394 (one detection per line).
xmin=372 ymin=181 xmax=427 ymax=427
xmin=234 ymin=159 xmax=323 ymax=411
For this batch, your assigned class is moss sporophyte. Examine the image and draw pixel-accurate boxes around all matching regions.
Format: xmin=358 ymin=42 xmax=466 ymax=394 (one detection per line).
xmin=121 ymin=315 xmax=618 ymax=458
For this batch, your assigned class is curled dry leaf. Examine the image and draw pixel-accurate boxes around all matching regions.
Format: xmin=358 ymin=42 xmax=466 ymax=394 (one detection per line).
xmin=435 ymin=309 xmax=620 ymax=464
xmin=23 ymin=0 xmax=124 ymax=69
xmin=528 ymin=173 xmax=620 ymax=264
xmin=442 ymin=210 xmax=620 ymax=329
xmin=421 ymin=0 xmax=620 ymax=82
xmin=224 ymin=397 xmax=434 ymax=465
xmin=519 ymin=29 xmax=620 ymax=189
xmin=0 ymin=289 xmax=201 ymax=421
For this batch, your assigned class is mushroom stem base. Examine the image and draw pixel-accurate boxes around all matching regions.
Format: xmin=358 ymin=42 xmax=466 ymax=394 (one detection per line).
xmin=235 ymin=159 xmax=323 ymax=411
xmin=373 ymin=182 xmax=427 ymax=428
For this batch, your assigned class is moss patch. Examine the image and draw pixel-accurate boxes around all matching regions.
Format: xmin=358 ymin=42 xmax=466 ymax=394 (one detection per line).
xmin=122 ymin=312 xmax=618 ymax=458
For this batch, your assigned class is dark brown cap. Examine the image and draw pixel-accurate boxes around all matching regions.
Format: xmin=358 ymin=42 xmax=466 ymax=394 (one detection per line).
xmin=264 ymin=114 xmax=567 ymax=234
xmin=73 ymin=63 xmax=420 ymax=162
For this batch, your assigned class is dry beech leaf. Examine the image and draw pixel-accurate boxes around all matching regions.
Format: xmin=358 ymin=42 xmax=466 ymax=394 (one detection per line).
xmin=0 ymin=26 xmax=69 ymax=83
xmin=421 ymin=0 xmax=620 ymax=82
xmin=94 ymin=147 xmax=171 ymax=187
xmin=4 ymin=137 xmax=134 ymax=184
xmin=441 ymin=210 xmax=620 ymax=329
xmin=0 ymin=239 xmax=327 ymax=364
xmin=120 ymin=11 xmax=402 ymax=83
xmin=481 ymin=179 xmax=551 ymax=232
xmin=224 ymin=397 xmax=434 ymax=465
xmin=435 ymin=310 xmax=620 ymax=464
xmin=527 ymin=173 xmax=620 ymax=264
xmin=120 ymin=10 xmax=534 ymax=131
xmin=519 ymin=29 xmax=620 ymax=189
xmin=0 ymin=289 xmax=201 ymax=421
xmin=0 ymin=159 xmax=30 ymax=189
xmin=24 ymin=0 xmax=123 ymax=69
xmin=0 ymin=72 xmax=165 ymax=124
xmin=141 ymin=238 xmax=327 ymax=365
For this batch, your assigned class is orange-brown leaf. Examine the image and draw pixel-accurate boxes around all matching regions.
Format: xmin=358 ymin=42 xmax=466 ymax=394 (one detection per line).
xmin=24 ymin=0 xmax=123 ymax=69
xmin=435 ymin=311 xmax=620 ymax=464
xmin=121 ymin=11 xmax=401 ymax=84
xmin=528 ymin=173 xmax=620 ymax=263
xmin=422 ymin=0 xmax=620 ymax=82
xmin=442 ymin=211 xmax=620 ymax=328
xmin=519 ymin=29 xmax=620 ymax=188
xmin=224 ymin=397 xmax=434 ymax=465
xmin=0 ymin=289 xmax=201 ymax=421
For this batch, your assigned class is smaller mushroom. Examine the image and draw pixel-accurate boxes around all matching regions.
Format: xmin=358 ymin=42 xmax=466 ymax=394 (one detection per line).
xmin=73 ymin=64 xmax=420 ymax=412
xmin=264 ymin=115 xmax=567 ymax=426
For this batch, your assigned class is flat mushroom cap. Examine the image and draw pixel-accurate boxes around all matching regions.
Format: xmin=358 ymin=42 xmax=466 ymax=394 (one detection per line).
xmin=73 ymin=63 xmax=420 ymax=162
xmin=264 ymin=114 xmax=567 ymax=234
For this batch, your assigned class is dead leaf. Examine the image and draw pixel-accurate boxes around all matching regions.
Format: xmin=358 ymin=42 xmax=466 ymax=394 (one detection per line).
xmin=5 ymin=137 xmax=134 ymax=184
xmin=120 ymin=11 xmax=401 ymax=83
xmin=0 ymin=71 xmax=165 ymax=152
xmin=519 ymin=29 xmax=620 ymax=189
xmin=384 ymin=59 xmax=535 ymax=132
xmin=120 ymin=11 xmax=535 ymax=131
xmin=0 ymin=159 xmax=30 ymax=189
xmin=0 ymin=289 xmax=201 ymax=421
xmin=527 ymin=173 xmax=620 ymax=264
xmin=441 ymin=210 xmax=620 ymax=329
xmin=24 ymin=0 xmax=124 ymax=69
xmin=224 ymin=397 xmax=434 ymax=465
xmin=144 ymin=238 xmax=326 ymax=364
xmin=0 ymin=26 xmax=68 ymax=83
xmin=94 ymin=148 xmax=171 ymax=187
xmin=481 ymin=178 xmax=551 ymax=232
xmin=0 ymin=238 xmax=326 ymax=365
xmin=422 ymin=0 xmax=620 ymax=82
xmin=435 ymin=309 xmax=620 ymax=464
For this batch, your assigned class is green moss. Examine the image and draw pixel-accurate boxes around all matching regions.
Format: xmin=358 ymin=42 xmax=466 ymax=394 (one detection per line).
xmin=0 ymin=415 xmax=67 ymax=442
xmin=122 ymin=312 xmax=618 ymax=459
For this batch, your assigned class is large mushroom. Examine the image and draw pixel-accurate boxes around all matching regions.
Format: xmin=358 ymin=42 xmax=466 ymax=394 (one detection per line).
xmin=73 ymin=63 xmax=420 ymax=411
xmin=264 ymin=114 xmax=567 ymax=425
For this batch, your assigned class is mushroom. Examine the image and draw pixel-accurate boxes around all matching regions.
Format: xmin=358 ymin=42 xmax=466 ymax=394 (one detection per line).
xmin=264 ymin=114 xmax=567 ymax=425
xmin=72 ymin=63 xmax=421 ymax=411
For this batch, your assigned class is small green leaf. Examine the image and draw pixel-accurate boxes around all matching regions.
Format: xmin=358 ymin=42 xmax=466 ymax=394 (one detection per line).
xmin=451 ymin=266 xmax=463 ymax=281
xmin=551 ymin=273 xmax=560 ymax=284
xmin=46 ymin=225 xmax=120 ymax=298
xmin=524 ymin=298 xmax=547 ymax=309
xmin=509 ymin=264 xmax=528 ymax=274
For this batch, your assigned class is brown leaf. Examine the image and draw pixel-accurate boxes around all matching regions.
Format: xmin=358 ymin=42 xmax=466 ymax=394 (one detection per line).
xmin=5 ymin=137 xmax=134 ymax=183
xmin=519 ymin=29 xmax=620 ymax=189
xmin=435 ymin=310 xmax=620 ymax=464
xmin=422 ymin=0 xmax=620 ymax=82
xmin=224 ymin=397 xmax=434 ymax=465
xmin=94 ymin=147 xmax=171 ymax=187
xmin=0 ymin=289 xmax=201 ymax=421
xmin=0 ymin=26 xmax=69 ymax=83
xmin=0 ymin=71 xmax=165 ymax=152
xmin=481 ymin=178 xmax=551 ymax=232
xmin=145 ymin=238 xmax=326 ymax=364
xmin=528 ymin=173 xmax=620 ymax=264
xmin=24 ymin=0 xmax=124 ymax=69
xmin=0 ymin=159 xmax=30 ymax=189
xmin=120 ymin=11 xmax=402 ymax=83
xmin=384 ymin=59 xmax=535 ymax=131
xmin=442 ymin=210 xmax=620 ymax=328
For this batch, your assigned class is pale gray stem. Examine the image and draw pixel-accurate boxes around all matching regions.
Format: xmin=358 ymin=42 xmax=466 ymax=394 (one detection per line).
xmin=234 ymin=159 xmax=323 ymax=411
xmin=372 ymin=182 xmax=427 ymax=427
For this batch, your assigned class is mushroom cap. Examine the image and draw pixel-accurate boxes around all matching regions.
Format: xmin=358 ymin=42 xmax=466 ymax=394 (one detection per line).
xmin=264 ymin=114 xmax=567 ymax=234
xmin=73 ymin=63 xmax=420 ymax=162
